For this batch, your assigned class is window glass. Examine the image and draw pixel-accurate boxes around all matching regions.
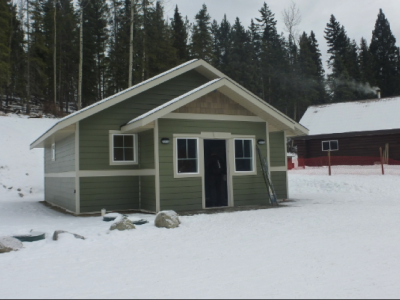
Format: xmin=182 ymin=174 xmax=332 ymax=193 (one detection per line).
xmin=177 ymin=138 xmax=198 ymax=174
xmin=113 ymin=135 xmax=135 ymax=162
xmin=52 ymin=143 xmax=56 ymax=161
xmin=322 ymin=141 xmax=330 ymax=151
xmin=330 ymin=141 xmax=339 ymax=151
xmin=235 ymin=139 xmax=253 ymax=172
xmin=322 ymin=140 xmax=339 ymax=151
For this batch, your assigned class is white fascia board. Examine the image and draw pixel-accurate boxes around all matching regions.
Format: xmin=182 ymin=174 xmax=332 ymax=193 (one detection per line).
xmin=30 ymin=59 xmax=203 ymax=149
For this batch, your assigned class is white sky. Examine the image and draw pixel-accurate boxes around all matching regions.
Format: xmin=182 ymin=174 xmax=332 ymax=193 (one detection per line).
xmin=164 ymin=0 xmax=400 ymax=72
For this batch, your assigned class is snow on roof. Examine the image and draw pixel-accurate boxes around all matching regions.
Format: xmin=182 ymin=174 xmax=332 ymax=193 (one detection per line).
xmin=300 ymin=96 xmax=400 ymax=136
xmin=31 ymin=59 xmax=199 ymax=146
xmin=127 ymin=78 xmax=222 ymax=125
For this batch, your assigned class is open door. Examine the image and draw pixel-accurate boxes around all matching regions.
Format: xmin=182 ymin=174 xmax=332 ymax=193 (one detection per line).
xmin=204 ymin=140 xmax=228 ymax=208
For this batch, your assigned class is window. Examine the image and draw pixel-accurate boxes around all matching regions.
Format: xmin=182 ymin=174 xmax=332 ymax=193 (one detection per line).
xmin=113 ymin=134 xmax=136 ymax=162
xmin=51 ymin=143 xmax=56 ymax=161
xmin=177 ymin=138 xmax=198 ymax=174
xmin=322 ymin=140 xmax=339 ymax=151
xmin=234 ymin=139 xmax=254 ymax=172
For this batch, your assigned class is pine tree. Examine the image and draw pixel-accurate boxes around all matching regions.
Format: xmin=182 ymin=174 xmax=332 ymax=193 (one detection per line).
xmin=146 ymin=1 xmax=177 ymax=78
xmin=81 ymin=0 xmax=109 ymax=106
xmin=191 ymin=4 xmax=213 ymax=62
xmin=0 ymin=0 xmax=12 ymax=102
xmin=256 ymin=2 xmax=286 ymax=105
xmin=6 ymin=2 xmax=25 ymax=108
xmin=359 ymin=38 xmax=374 ymax=87
xmin=171 ymin=5 xmax=187 ymax=62
xmin=369 ymin=9 xmax=399 ymax=97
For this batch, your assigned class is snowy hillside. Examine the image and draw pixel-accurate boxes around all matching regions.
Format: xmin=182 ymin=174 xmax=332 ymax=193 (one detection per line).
xmin=1 ymin=115 xmax=400 ymax=298
xmin=0 ymin=115 xmax=58 ymax=200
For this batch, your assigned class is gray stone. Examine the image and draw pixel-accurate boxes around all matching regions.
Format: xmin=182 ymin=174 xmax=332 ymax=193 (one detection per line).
xmin=53 ymin=230 xmax=86 ymax=241
xmin=155 ymin=211 xmax=181 ymax=229
xmin=110 ymin=216 xmax=136 ymax=231
xmin=0 ymin=236 xmax=23 ymax=253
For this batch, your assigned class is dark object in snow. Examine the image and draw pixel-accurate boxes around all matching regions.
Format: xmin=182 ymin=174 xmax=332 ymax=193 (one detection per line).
xmin=155 ymin=211 xmax=180 ymax=229
xmin=131 ymin=219 xmax=149 ymax=226
xmin=103 ymin=213 xmax=127 ymax=222
xmin=110 ymin=216 xmax=136 ymax=231
xmin=13 ymin=231 xmax=46 ymax=242
xmin=53 ymin=230 xmax=85 ymax=241
xmin=19 ymin=193 xmax=24 ymax=198
xmin=0 ymin=237 xmax=23 ymax=253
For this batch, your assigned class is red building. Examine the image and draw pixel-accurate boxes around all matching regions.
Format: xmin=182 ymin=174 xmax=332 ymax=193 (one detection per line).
xmin=293 ymin=97 xmax=400 ymax=167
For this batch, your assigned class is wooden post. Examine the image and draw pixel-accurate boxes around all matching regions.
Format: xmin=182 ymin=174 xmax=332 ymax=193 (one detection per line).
xmin=328 ymin=150 xmax=331 ymax=176
xmin=380 ymin=147 xmax=385 ymax=175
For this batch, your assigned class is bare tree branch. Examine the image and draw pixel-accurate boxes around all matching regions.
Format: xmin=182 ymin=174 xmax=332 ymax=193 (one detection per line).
xmin=282 ymin=1 xmax=302 ymax=43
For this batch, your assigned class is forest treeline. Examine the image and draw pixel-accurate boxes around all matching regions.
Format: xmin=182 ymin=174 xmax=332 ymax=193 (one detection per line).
xmin=0 ymin=0 xmax=399 ymax=121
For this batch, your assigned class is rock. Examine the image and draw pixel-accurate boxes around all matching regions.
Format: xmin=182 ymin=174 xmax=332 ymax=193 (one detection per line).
xmin=19 ymin=193 xmax=24 ymax=198
xmin=0 ymin=237 xmax=23 ymax=254
xmin=155 ymin=211 xmax=181 ymax=229
xmin=110 ymin=216 xmax=136 ymax=231
xmin=53 ymin=230 xmax=86 ymax=241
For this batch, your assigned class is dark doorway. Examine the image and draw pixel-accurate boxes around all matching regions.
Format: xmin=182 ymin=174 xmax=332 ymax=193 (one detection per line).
xmin=204 ymin=140 xmax=228 ymax=208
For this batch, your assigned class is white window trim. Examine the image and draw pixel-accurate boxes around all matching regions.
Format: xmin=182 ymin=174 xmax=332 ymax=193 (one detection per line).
xmin=322 ymin=140 xmax=339 ymax=152
xmin=233 ymin=138 xmax=257 ymax=176
xmin=51 ymin=143 xmax=56 ymax=161
xmin=109 ymin=131 xmax=138 ymax=165
xmin=173 ymin=137 xmax=201 ymax=178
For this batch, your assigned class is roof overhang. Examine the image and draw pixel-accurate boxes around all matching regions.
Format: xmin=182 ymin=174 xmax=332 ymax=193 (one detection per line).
xmin=121 ymin=78 xmax=309 ymax=137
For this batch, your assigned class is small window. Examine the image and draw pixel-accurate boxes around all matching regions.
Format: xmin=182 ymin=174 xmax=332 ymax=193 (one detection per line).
xmin=113 ymin=134 xmax=136 ymax=162
xmin=322 ymin=140 xmax=339 ymax=151
xmin=235 ymin=139 xmax=254 ymax=172
xmin=177 ymin=138 xmax=198 ymax=174
xmin=51 ymin=143 xmax=56 ymax=161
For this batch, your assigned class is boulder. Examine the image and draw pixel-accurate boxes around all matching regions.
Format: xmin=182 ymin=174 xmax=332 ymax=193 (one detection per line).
xmin=53 ymin=230 xmax=86 ymax=241
xmin=155 ymin=211 xmax=181 ymax=229
xmin=110 ymin=216 xmax=136 ymax=231
xmin=0 ymin=237 xmax=23 ymax=254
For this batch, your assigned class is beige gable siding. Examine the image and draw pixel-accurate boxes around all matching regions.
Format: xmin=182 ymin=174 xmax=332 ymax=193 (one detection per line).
xmin=173 ymin=91 xmax=256 ymax=116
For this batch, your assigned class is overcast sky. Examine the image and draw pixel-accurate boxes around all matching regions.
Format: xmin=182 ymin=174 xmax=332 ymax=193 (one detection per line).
xmin=164 ymin=0 xmax=400 ymax=72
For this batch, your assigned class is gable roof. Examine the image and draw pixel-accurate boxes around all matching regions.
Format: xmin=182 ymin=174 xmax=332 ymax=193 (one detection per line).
xmin=121 ymin=78 xmax=308 ymax=137
xmin=299 ymin=96 xmax=400 ymax=136
xmin=31 ymin=59 xmax=308 ymax=149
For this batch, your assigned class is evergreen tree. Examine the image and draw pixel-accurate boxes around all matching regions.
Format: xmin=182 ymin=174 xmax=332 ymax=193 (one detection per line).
xmin=0 ymin=0 xmax=11 ymax=102
xmin=81 ymin=0 xmax=109 ymax=106
xmin=171 ymin=5 xmax=187 ymax=62
xmin=6 ymin=2 xmax=26 ymax=107
xmin=256 ymin=2 xmax=287 ymax=105
xmin=146 ymin=1 xmax=177 ymax=78
xmin=191 ymin=4 xmax=213 ymax=62
xmin=225 ymin=18 xmax=251 ymax=87
xmin=369 ymin=9 xmax=399 ymax=97
xmin=359 ymin=38 xmax=374 ymax=87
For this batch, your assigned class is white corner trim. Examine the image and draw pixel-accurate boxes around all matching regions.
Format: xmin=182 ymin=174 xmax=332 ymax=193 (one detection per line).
xmin=75 ymin=122 xmax=80 ymax=214
xmin=154 ymin=120 xmax=161 ymax=213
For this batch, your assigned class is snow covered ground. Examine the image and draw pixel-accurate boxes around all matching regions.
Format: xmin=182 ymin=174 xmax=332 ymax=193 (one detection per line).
xmin=1 ymin=115 xmax=400 ymax=299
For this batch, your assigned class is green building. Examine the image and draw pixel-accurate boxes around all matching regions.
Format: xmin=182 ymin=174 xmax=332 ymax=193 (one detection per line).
xmin=31 ymin=60 xmax=308 ymax=215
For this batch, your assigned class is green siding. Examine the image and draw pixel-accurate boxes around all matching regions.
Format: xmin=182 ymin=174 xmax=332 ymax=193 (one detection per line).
xmin=79 ymin=71 xmax=209 ymax=171
xmin=140 ymin=176 xmax=156 ymax=212
xmin=45 ymin=133 xmax=75 ymax=173
xmin=139 ymin=130 xmax=154 ymax=169
xmin=269 ymin=132 xmax=286 ymax=167
xmin=45 ymin=177 xmax=76 ymax=212
xmin=271 ymin=171 xmax=288 ymax=199
xmin=158 ymin=119 xmax=269 ymax=211
xmin=80 ymin=177 xmax=139 ymax=213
